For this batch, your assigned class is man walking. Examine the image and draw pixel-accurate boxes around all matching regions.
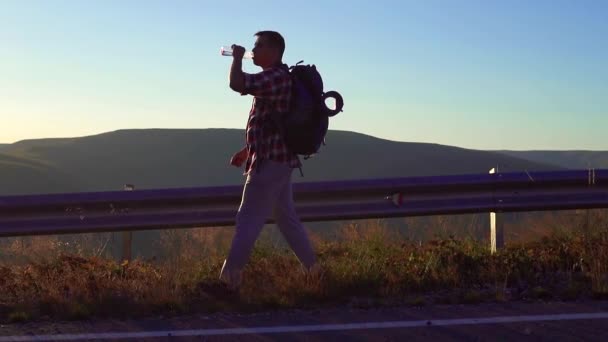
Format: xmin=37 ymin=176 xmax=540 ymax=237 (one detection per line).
xmin=219 ymin=31 xmax=318 ymax=289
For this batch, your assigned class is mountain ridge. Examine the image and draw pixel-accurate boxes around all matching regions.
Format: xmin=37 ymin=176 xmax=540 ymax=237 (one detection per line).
xmin=0 ymin=128 xmax=566 ymax=195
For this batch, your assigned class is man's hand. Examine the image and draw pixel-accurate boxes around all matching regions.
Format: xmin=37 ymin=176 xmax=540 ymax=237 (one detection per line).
xmin=230 ymin=147 xmax=248 ymax=168
xmin=231 ymin=44 xmax=246 ymax=60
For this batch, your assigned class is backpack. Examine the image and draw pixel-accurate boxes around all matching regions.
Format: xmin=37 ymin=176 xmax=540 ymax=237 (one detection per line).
xmin=271 ymin=61 xmax=344 ymax=159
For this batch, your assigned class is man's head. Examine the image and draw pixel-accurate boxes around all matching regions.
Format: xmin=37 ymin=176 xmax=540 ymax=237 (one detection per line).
xmin=252 ymin=31 xmax=285 ymax=68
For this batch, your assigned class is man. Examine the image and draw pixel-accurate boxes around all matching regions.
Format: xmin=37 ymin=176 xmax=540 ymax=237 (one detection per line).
xmin=219 ymin=31 xmax=318 ymax=289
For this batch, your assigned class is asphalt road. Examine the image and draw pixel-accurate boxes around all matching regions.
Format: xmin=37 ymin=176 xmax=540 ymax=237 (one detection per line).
xmin=1 ymin=301 xmax=608 ymax=341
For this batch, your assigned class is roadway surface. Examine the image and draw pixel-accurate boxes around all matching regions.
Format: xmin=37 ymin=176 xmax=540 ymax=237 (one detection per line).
xmin=1 ymin=301 xmax=607 ymax=341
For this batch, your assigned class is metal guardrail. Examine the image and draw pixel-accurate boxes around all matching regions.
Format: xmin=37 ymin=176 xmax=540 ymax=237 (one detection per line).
xmin=0 ymin=169 xmax=606 ymax=240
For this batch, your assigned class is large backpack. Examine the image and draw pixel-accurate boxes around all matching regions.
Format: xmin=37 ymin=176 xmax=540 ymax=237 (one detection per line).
xmin=271 ymin=61 xmax=344 ymax=159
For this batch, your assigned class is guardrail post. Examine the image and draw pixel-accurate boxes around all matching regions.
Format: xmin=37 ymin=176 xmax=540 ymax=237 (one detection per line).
xmin=122 ymin=184 xmax=134 ymax=262
xmin=489 ymin=167 xmax=504 ymax=254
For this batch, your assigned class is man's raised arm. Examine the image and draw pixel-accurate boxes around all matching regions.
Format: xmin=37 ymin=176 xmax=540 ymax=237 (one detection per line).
xmin=229 ymin=45 xmax=246 ymax=93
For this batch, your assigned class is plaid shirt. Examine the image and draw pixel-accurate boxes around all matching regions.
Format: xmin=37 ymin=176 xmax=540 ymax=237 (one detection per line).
xmin=241 ymin=63 xmax=301 ymax=175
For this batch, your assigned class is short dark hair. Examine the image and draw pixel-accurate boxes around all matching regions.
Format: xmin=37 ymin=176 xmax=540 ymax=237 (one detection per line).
xmin=255 ymin=31 xmax=285 ymax=58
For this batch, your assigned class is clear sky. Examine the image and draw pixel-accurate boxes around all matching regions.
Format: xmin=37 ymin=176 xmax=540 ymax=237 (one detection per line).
xmin=1 ymin=0 xmax=607 ymax=150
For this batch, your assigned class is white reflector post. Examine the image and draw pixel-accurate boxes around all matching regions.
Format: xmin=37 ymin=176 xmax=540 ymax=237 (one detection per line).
xmin=122 ymin=184 xmax=135 ymax=262
xmin=489 ymin=167 xmax=504 ymax=254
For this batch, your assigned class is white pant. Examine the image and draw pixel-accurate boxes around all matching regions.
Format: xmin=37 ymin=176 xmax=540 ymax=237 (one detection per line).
xmin=220 ymin=159 xmax=316 ymax=284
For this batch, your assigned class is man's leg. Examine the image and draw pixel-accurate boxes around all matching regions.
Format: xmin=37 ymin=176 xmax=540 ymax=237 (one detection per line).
xmin=273 ymin=170 xmax=317 ymax=269
xmin=220 ymin=160 xmax=287 ymax=287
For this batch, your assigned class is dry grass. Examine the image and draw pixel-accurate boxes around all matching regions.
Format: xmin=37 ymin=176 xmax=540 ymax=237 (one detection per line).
xmin=1 ymin=211 xmax=608 ymax=323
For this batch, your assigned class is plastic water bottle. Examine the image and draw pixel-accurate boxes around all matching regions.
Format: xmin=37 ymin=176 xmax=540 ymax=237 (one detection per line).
xmin=220 ymin=46 xmax=253 ymax=59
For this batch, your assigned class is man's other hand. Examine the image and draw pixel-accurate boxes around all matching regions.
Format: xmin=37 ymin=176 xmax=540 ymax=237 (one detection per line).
xmin=230 ymin=147 xmax=248 ymax=167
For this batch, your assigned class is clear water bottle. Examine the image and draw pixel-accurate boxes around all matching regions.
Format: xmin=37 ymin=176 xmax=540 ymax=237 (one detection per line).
xmin=220 ymin=46 xmax=253 ymax=59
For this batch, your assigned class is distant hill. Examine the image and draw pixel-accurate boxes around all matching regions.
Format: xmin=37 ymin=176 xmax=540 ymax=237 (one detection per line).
xmin=0 ymin=152 xmax=80 ymax=195
xmin=0 ymin=129 xmax=559 ymax=195
xmin=497 ymin=150 xmax=608 ymax=169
